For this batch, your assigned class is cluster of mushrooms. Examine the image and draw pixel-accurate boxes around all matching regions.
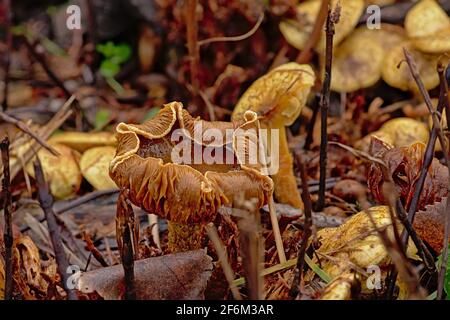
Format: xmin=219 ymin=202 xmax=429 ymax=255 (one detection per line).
xmin=280 ymin=0 xmax=449 ymax=93
xmin=106 ymin=0 xmax=450 ymax=299
xmin=109 ymin=62 xmax=315 ymax=252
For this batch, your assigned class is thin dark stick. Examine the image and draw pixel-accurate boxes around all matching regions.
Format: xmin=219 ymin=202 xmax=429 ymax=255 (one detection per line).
xmin=289 ymin=153 xmax=313 ymax=298
xmin=185 ymin=0 xmax=200 ymax=97
xmin=1 ymin=0 xmax=12 ymax=111
xmin=83 ymin=0 xmax=97 ymax=45
xmin=0 ymin=111 xmax=59 ymax=156
xmin=20 ymin=188 xmax=119 ymax=232
xmin=34 ymin=159 xmax=78 ymax=300
xmin=437 ymin=61 xmax=450 ymax=300
xmin=304 ymin=94 xmax=320 ymax=150
xmin=395 ymin=199 xmax=435 ymax=271
xmin=393 ymin=49 xmax=450 ymax=300
xmin=1 ymin=137 xmax=13 ymax=299
xmin=316 ymin=5 xmax=339 ymax=211
xmin=82 ymin=232 xmax=109 ymax=268
xmin=116 ymin=189 xmax=137 ymax=300
xmin=22 ymin=38 xmax=72 ymax=98
xmin=296 ymin=0 xmax=329 ymax=63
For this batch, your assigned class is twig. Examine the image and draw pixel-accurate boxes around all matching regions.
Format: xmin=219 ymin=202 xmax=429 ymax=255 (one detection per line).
xmin=0 ymin=111 xmax=60 ymax=156
xmin=296 ymin=0 xmax=329 ymax=63
xmin=33 ymin=159 xmax=78 ymax=300
xmin=148 ymin=214 xmax=160 ymax=250
xmin=20 ymin=188 xmax=119 ymax=232
xmin=237 ymin=209 xmax=264 ymax=300
xmin=268 ymin=198 xmax=287 ymax=264
xmin=116 ymin=189 xmax=138 ymax=300
xmin=22 ymin=37 xmax=71 ymax=98
xmin=388 ymin=49 xmax=450 ymax=300
xmin=316 ymin=5 xmax=340 ymax=211
xmin=185 ymin=0 xmax=200 ymax=97
xmin=5 ymin=95 xmax=75 ymax=181
xmin=205 ymin=223 xmax=242 ymax=300
xmin=437 ymin=61 xmax=450 ymax=300
xmin=198 ymin=12 xmax=264 ymax=47
xmin=82 ymin=231 xmax=109 ymax=267
xmin=1 ymin=0 xmax=12 ymax=111
xmin=1 ymin=137 xmax=13 ymax=299
xmin=304 ymin=94 xmax=320 ymax=150
xmin=289 ymin=153 xmax=314 ymax=298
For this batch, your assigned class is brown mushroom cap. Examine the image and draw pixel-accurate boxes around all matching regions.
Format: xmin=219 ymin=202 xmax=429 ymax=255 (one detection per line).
xmin=109 ymin=102 xmax=273 ymax=225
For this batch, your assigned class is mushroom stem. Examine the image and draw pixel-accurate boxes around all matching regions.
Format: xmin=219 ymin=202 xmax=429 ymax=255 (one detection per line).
xmin=167 ymin=221 xmax=204 ymax=253
xmin=271 ymin=127 xmax=303 ymax=208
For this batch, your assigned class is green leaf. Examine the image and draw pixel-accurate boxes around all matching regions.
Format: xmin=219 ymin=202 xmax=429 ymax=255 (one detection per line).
xmin=304 ymin=254 xmax=332 ymax=284
xmin=95 ymin=109 xmax=110 ymax=130
xmin=111 ymin=44 xmax=132 ymax=64
xmin=96 ymin=41 xmax=116 ymax=58
xmin=437 ymin=244 xmax=450 ymax=299
xmin=426 ymin=291 xmax=437 ymax=300
xmin=99 ymin=60 xmax=120 ymax=78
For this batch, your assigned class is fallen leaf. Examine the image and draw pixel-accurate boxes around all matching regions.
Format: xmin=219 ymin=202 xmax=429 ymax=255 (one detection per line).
xmin=368 ymin=142 xmax=448 ymax=211
xmin=414 ymin=197 xmax=450 ymax=253
xmin=77 ymin=249 xmax=213 ymax=299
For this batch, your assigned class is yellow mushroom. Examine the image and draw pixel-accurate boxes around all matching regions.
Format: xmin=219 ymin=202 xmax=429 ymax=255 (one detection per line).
xmin=356 ymin=117 xmax=429 ymax=152
xmin=405 ymin=0 xmax=450 ymax=54
xmin=305 ymin=206 xmax=417 ymax=299
xmin=49 ymin=131 xmax=116 ymax=152
xmin=80 ymin=146 xmax=117 ymax=190
xmin=327 ymin=24 xmax=406 ymax=93
xmin=279 ymin=0 xmax=364 ymax=54
xmin=382 ymin=41 xmax=440 ymax=91
xmin=25 ymin=143 xmax=82 ymax=199
xmin=232 ymin=63 xmax=315 ymax=208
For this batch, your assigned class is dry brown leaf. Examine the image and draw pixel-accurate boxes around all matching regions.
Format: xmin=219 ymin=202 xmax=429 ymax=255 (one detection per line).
xmin=13 ymin=235 xmax=58 ymax=299
xmin=414 ymin=197 xmax=450 ymax=253
xmin=77 ymin=249 xmax=212 ymax=299
xmin=368 ymin=142 xmax=448 ymax=211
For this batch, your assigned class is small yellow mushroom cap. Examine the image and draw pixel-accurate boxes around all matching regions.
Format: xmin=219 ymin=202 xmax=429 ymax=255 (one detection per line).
xmin=405 ymin=0 xmax=450 ymax=53
xmin=279 ymin=0 xmax=364 ymax=54
xmin=26 ymin=143 xmax=82 ymax=199
xmin=232 ymin=62 xmax=315 ymax=126
xmin=405 ymin=0 xmax=450 ymax=39
xmin=381 ymin=42 xmax=440 ymax=91
xmin=80 ymin=146 xmax=117 ymax=190
xmin=49 ymin=131 xmax=116 ymax=152
xmin=329 ymin=32 xmax=384 ymax=92
xmin=356 ymin=117 xmax=429 ymax=151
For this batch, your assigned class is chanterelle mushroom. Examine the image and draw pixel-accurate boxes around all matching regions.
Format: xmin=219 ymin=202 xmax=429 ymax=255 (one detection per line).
xmin=109 ymin=101 xmax=273 ymax=252
xmin=232 ymin=62 xmax=315 ymax=208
